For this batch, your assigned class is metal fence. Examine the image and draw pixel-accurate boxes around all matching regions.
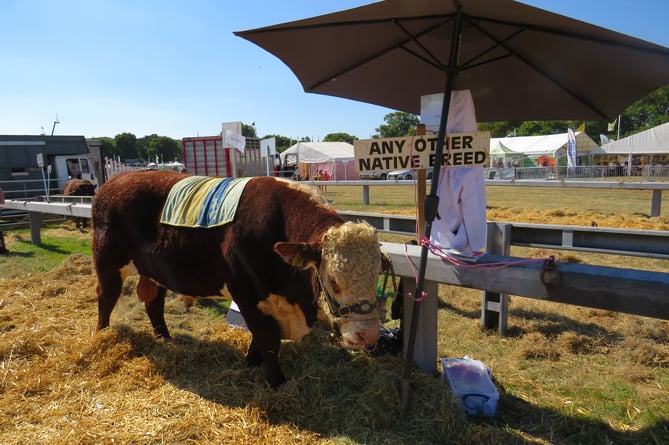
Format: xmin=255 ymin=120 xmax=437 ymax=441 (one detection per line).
xmin=0 ymin=178 xmax=61 ymax=199
xmin=485 ymin=165 xmax=669 ymax=181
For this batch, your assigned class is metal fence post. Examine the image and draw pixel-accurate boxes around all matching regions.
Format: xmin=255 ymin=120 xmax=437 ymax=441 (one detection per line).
xmin=481 ymin=222 xmax=511 ymax=335
xmin=29 ymin=212 xmax=43 ymax=245
xmin=362 ymin=184 xmax=370 ymax=205
xmin=401 ymin=276 xmax=438 ymax=376
xmin=651 ymin=190 xmax=662 ymax=217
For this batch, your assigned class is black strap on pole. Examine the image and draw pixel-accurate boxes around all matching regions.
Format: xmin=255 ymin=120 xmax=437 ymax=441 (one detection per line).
xmin=400 ymin=3 xmax=463 ymax=414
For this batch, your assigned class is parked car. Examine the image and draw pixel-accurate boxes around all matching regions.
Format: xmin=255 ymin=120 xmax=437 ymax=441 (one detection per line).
xmin=387 ymin=167 xmax=433 ymax=180
xmin=359 ymin=170 xmax=389 ymax=180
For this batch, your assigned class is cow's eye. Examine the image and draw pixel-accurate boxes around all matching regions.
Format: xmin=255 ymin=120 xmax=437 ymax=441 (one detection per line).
xmin=329 ymin=277 xmax=341 ymax=294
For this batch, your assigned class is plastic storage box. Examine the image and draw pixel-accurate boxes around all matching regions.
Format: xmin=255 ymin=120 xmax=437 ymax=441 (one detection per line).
xmin=441 ymin=357 xmax=499 ymax=416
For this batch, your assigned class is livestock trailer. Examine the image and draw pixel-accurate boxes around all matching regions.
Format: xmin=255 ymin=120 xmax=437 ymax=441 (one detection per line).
xmin=182 ymin=135 xmax=269 ymax=178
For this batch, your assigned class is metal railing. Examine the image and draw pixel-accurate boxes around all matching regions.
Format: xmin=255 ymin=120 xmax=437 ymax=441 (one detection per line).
xmin=339 ymin=211 xmax=669 ymax=260
xmin=0 ymin=178 xmax=61 ymax=199
xmin=486 ymin=165 xmax=669 ymax=180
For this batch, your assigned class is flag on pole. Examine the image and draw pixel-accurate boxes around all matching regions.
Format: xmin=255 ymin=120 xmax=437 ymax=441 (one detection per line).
xmin=607 ymin=117 xmax=618 ymax=132
xmin=576 ymin=122 xmax=585 ymax=132
xmin=567 ymin=128 xmax=577 ymax=168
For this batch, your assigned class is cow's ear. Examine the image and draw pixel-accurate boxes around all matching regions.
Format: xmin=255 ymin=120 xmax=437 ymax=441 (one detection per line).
xmin=380 ymin=249 xmax=393 ymax=274
xmin=274 ymin=241 xmax=320 ymax=270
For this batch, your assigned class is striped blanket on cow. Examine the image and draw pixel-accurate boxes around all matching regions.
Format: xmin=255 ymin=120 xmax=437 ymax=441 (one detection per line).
xmin=160 ymin=176 xmax=252 ymax=228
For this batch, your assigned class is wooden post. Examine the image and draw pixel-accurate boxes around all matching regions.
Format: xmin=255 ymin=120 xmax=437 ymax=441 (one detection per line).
xmin=415 ymin=124 xmax=427 ymax=239
xmin=416 ymin=169 xmax=426 ymax=238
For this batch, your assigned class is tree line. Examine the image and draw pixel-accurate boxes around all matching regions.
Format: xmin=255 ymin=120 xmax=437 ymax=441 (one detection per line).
xmin=97 ymin=85 xmax=668 ymax=164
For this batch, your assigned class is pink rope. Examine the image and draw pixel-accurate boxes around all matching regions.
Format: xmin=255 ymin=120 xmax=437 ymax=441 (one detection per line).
xmin=417 ymin=236 xmax=549 ymax=269
xmin=401 ymin=241 xmax=427 ymax=302
xmin=401 ymin=237 xmax=550 ymax=302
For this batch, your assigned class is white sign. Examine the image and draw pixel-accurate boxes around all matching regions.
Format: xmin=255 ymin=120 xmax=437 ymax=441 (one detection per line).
xmin=353 ymin=132 xmax=490 ymax=173
xmin=36 ymin=152 xmax=44 ymax=167
xmin=225 ymin=130 xmax=246 ymax=153
xmin=420 ymin=93 xmax=446 ymax=128
xmin=261 ymin=137 xmax=276 ymax=156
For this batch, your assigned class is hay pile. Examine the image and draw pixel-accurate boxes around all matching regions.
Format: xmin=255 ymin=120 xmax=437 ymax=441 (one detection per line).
xmin=2 ymin=209 xmax=668 ymax=444
xmin=486 ymin=207 xmax=669 ymax=231
xmin=0 ymin=254 xmax=500 ymax=445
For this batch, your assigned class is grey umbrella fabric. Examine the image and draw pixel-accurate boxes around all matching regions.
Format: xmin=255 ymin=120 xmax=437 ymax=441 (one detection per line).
xmin=235 ymin=0 xmax=669 ymax=122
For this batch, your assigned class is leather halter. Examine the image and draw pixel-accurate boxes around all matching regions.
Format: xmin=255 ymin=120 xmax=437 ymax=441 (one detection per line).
xmin=316 ymin=272 xmax=377 ymax=321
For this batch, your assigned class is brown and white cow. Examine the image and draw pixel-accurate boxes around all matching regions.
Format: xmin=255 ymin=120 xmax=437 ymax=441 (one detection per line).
xmin=92 ymin=170 xmax=383 ymax=387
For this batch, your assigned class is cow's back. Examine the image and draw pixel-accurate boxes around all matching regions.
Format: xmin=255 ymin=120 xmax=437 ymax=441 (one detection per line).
xmin=92 ymin=171 xmax=340 ymax=298
xmin=92 ymin=170 xmax=184 ymax=226
xmin=63 ymin=179 xmax=96 ymax=196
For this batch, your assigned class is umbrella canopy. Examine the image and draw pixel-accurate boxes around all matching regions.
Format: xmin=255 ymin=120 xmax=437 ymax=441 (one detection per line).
xmin=235 ymin=0 xmax=669 ymax=122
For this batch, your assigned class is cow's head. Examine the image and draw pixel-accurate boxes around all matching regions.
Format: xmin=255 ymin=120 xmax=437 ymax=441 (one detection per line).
xmin=274 ymin=221 xmax=381 ymax=351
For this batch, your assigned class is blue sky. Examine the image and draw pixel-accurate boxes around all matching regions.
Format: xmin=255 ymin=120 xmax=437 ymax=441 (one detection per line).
xmin=1 ymin=1 xmax=667 ymax=141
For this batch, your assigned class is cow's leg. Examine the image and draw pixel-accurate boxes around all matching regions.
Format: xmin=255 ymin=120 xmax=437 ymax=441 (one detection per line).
xmin=255 ymin=331 xmax=285 ymax=388
xmin=238 ymin=306 xmax=286 ymax=388
xmin=96 ymin=268 xmax=123 ymax=331
xmin=246 ymin=339 xmax=263 ymax=366
xmin=145 ymin=285 xmax=170 ymax=339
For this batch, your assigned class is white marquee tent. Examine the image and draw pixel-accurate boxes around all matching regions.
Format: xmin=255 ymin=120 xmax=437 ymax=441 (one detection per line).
xmin=600 ymin=122 xmax=669 ymax=155
xmin=490 ymin=132 xmax=604 ymax=167
xmin=280 ymin=141 xmax=358 ymax=180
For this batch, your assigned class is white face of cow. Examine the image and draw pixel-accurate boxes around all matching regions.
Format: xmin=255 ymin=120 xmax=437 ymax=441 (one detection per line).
xmin=318 ymin=221 xmax=381 ymax=350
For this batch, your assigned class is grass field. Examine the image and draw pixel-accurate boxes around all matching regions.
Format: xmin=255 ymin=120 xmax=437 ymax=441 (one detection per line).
xmin=321 ymin=184 xmax=669 ymax=223
xmin=0 ymin=184 xmax=667 ymax=444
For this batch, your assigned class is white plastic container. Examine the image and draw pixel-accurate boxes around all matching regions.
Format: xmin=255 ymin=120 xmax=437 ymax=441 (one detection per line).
xmin=441 ymin=357 xmax=499 ymax=416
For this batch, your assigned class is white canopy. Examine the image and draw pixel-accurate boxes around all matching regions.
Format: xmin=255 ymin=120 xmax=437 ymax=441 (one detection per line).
xmin=280 ymin=141 xmax=358 ymax=180
xmin=600 ymin=122 xmax=669 ymax=155
xmin=490 ymin=132 xmax=603 ymax=157
xmin=280 ymin=141 xmax=354 ymax=163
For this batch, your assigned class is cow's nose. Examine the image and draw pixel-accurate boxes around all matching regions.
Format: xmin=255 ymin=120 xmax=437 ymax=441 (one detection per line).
xmin=358 ymin=330 xmax=379 ymax=349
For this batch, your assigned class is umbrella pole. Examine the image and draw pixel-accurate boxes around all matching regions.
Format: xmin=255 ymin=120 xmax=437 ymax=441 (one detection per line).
xmin=400 ymin=4 xmax=463 ymax=414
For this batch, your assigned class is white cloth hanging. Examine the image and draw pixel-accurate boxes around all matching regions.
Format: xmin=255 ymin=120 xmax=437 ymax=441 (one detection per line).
xmin=422 ymin=90 xmax=486 ymax=254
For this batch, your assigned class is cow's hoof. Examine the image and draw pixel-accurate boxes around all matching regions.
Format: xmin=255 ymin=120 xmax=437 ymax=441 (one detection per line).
xmin=267 ymin=375 xmax=287 ymax=389
xmin=154 ymin=329 xmax=171 ymax=340
xmin=245 ymin=349 xmax=263 ymax=367
xmin=246 ymin=356 xmax=262 ymax=367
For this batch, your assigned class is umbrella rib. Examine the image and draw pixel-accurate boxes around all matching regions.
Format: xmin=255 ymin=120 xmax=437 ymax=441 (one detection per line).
xmin=458 ymin=19 xmax=525 ymax=70
xmin=461 ymin=53 xmax=514 ymax=71
xmin=398 ymin=46 xmax=449 ymax=73
xmin=471 ymin=14 xmax=669 ymax=58
xmin=393 ymin=19 xmax=450 ymax=71
xmin=461 ymin=15 xmax=610 ymax=120
xmin=307 ymin=18 xmax=451 ymax=91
